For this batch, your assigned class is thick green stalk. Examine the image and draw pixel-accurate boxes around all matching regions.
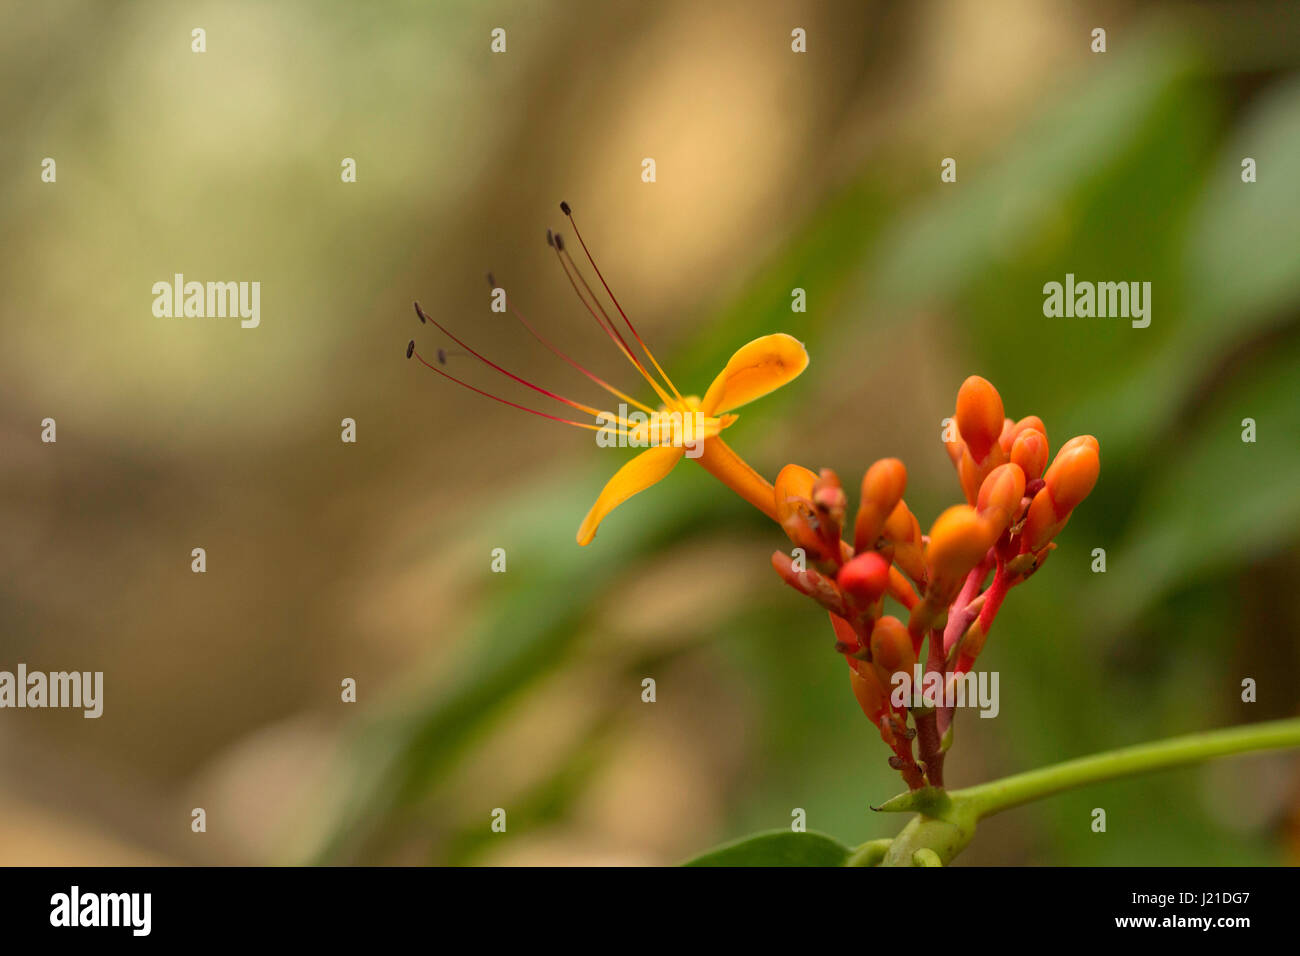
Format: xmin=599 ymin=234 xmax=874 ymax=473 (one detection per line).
xmin=955 ymin=717 xmax=1300 ymax=819
xmin=860 ymin=717 xmax=1300 ymax=866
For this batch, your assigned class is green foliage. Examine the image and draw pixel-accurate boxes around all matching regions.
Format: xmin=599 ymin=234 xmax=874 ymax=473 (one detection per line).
xmin=683 ymin=831 xmax=852 ymax=867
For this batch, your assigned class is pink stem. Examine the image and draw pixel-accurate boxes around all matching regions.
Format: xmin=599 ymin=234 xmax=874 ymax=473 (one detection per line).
xmin=943 ymin=552 xmax=992 ymax=655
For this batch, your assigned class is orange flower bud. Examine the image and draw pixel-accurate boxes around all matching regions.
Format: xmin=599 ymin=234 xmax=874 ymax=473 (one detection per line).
xmin=1020 ymin=437 xmax=1097 ymax=553
xmin=1010 ymin=428 xmax=1049 ymax=480
xmin=926 ymin=504 xmax=995 ymax=603
xmin=999 ymin=415 xmax=1047 ymax=454
xmin=946 ymin=431 xmax=967 ymax=465
xmin=1020 ymin=491 xmax=1060 ymax=554
xmin=955 ymin=375 xmax=1005 ymax=463
xmin=957 ymin=441 xmax=1008 ymax=506
xmin=869 ymin=615 xmax=915 ymax=677
xmin=774 ymin=463 xmax=817 ymax=524
xmin=848 ymin=661 xmax=887 ymax=722
xmin=997 ymin=417 xmax=1015 ymax=451
xmin=1044 ymin=436 xmax=1100 ymax=516
xmin=976 ymin=462 xmax=1026 ymax=539
xmin=1056 ymin=434 xmax=1099 ymax=456
xmin=774 ymin=464 xmax=830 ymax=558
xmin=854 ymin=457 xmax=907 ymax=553
xmin=882 ymin=500 xmax=925 ymax=584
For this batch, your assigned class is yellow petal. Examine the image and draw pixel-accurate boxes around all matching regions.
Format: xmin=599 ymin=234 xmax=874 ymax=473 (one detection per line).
xmin=698 ymin=333 xmax=809 ymax=416
xmin=576 ymin=445 xmax=685 ymax=545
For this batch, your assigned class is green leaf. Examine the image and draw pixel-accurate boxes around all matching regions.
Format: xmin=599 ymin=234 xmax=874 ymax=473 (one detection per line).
xmin=305 ymin=473 xmax=734 ymax=864
xmin=1184 ymin=73 xmax=1300 ymax=342
xmin=682 ymin=830 xmax=852 ymax=867
xmin=1093 ymin=338 xmax=1300 ymax=626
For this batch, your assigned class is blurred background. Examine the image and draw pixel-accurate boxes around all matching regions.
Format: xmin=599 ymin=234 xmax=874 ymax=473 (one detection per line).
xmin=1 ymin=0 xmax=1298 ymax=865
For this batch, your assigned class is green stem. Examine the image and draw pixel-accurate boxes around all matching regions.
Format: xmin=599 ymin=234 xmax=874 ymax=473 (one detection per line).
xmin=845 ymin=838 xmax=893 ymax=867
xmin=955 ymin=717 xmax=1300 ymax=819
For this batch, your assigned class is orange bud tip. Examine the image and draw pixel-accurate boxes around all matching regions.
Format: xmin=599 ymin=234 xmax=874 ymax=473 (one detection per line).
xmin=976 ymin=463 xmax=1026 ymax=536
xmin=926 ymin=504 xmax=995 ymax=601
xmin=1010 ymin=429 xmax=1049 ymax=480
xmin=1045 ymin=438 xmax=1100 ymax=516
xmin=856 ymin=458 xmax=908 ymax=550
xmin=869 ymin=615 xmax=915 ymax=674
xmin=956 ymin=375 xmax=1005 ymax=462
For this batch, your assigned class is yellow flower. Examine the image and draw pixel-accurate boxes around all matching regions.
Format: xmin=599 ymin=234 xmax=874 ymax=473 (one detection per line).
xmin=576 ymin=332 xmax=808 ymax=544
xmin=407 ymin=201 xmax=808 ymax=546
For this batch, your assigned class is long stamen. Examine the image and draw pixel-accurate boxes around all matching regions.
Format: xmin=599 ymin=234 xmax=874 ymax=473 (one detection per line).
xmin=414 ymin=301 xmax=607 ymax=420
xmin=408 ymin=340 xmax=641 ymax=436
xmin=551 ymin=232 xmax=629 ymax=352
xmin=496 ymin=266 xmax=655 ymax=416
xmin=550 ymin=234 xmax=678 ymax=410
xmin=560 ymin=201 xmax=686 ymax=405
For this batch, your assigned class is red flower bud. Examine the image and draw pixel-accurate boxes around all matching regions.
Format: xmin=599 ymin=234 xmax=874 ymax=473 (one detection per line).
xmin=837 ymin=551 xmax=891 ymax=607
xmin=829 ymin=611 xmax=861 ymax=656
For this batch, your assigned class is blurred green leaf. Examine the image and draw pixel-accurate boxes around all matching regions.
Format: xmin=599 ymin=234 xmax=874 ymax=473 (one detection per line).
xmin=1094 ymin=338 xmax=1300 ymax=626
xmin=682 ymin=830 xmax=851 ymax=867
xmin=1185 ymin=73 xmax=1300 ymax=339
xmin=308 ymin=472 xmax=734 ymax=863
xmin=1081 ymin=71 xmax=1300 ymax=462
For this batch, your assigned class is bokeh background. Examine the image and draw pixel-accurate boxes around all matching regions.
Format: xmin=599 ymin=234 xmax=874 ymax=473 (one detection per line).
xmin=2 ymin=0 xmax=1298 ymax=865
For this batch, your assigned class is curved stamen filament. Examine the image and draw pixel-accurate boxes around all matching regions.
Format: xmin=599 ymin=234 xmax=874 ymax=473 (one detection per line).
xmin=503 ymin=288 xmax=655 ymax=415
xmin=552 ymin=238 xmax=679 ymax=411
xmin=552 ymin=240 xmax=635 ymax=365
xmin=414 ymin=302 xmax=605 ymax=420
xmin=561 ymin=203 xmax=686 ymax=406
xmin=411 ymin=344 xmax=645 ymax=436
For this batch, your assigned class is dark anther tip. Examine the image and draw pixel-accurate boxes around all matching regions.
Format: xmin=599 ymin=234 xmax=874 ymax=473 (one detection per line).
xmin=554 ymin=233 xmax=565 ymax=251
xmin=486 ymin=271 xmax=496 ymax=287
xmin=546 ymin=228 xmax=554 ymax=247
xmin=406 ymin=340 xmax=415 ymax=359
xmin=559 ymin=200 xmax=571 ymax=215
xmin=413 ymin=302 xmax=426 ymax=323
